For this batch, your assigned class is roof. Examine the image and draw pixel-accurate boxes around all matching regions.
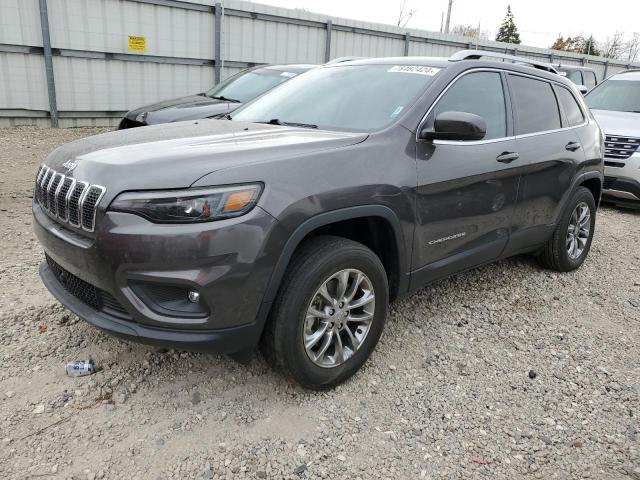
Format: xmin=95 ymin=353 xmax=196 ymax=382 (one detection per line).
xmin=609 ymin=70 xmax=640 ymax=80
xmin=555 ymin=64 xmax=596 ymax=72
xmin=326 ymin=56 xmax=452 ymax=68
xmin=261 ymin=64 xmax=316 ymax=73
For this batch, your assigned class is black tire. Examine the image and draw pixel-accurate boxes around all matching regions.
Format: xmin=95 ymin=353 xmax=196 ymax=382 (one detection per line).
xmin=260 ymin=235 xmax=389 ymax=390
xmin=538 ymin=186 xmax=596 ymax=272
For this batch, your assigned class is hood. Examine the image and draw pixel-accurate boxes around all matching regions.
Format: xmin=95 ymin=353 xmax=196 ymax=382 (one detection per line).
xmin=126 ymin=95 xmax=240 ymax=124
xmin=43 ymin=120 xmax=367 ymax=196
xmin=591 ymin=109 xmax=640 ymax=138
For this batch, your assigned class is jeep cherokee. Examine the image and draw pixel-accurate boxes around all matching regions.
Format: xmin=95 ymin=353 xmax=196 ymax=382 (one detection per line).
xmin=34 ymin=51 xmax=604 ymax=389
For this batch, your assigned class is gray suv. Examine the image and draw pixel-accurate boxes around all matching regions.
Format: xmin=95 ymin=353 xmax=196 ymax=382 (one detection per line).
xmin=33 ymin=51 xmax=604 ymax=389
xmin=586 ymin=70 xmax=640 ymax=208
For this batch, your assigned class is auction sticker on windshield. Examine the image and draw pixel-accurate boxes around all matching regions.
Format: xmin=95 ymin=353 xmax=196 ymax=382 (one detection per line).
xmin=388 ymin=66 xmax=440 ymax=76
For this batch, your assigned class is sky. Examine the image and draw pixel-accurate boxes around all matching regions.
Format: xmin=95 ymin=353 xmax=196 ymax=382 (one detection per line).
xmin=246 ymin=0 xmax=640 ymax=50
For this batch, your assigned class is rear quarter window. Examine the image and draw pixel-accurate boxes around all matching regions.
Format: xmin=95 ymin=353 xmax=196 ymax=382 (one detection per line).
xmin=567 ymin=70 xmax=583 ymax=85
xmin=509 ymin=75 xmax=562 ymax=135
xmin=556 ymin=86 xmax=585 ymax=127
xmin=584 ymin=71 xmax=597 ymax=89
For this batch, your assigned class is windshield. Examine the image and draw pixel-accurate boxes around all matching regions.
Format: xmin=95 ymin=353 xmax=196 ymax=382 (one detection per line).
xmin=205 ymin=68 xmax=300 ymax=103
xmin=586 ymin=75 xmax=640 ymax=113
xmin=231 ymin=64 xmax=442 ymax=132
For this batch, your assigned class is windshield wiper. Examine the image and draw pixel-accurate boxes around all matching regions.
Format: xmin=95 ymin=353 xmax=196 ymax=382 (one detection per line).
xmin=209 ymin=95 xmax=241 ymax=103
xmin=258 ymin=118 xmax=318 ymax=129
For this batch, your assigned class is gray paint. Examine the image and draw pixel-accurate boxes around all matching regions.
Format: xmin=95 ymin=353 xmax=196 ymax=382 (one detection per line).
xmin=34 ymin=57 xmax=604 ymax=354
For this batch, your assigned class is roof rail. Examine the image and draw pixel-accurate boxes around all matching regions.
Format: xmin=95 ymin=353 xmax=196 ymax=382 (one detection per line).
xmin=450 ymin=50 xmax=559 ymax=74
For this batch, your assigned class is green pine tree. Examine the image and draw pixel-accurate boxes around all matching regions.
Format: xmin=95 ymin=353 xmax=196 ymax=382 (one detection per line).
xmin=495 ymin=5 xmax=521 ymax=44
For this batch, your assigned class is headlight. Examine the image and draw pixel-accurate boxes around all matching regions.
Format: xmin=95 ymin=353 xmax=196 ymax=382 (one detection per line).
xmin=109 ymin=184 xmax=262 ymax=223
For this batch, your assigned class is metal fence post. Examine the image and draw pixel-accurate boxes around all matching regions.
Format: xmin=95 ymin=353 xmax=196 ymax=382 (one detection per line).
xmin=603 ymin=60 xmax=609 ymax=79
xmin=325 ymin=20 xmax=332 ymax=62
xmin=214 ymin=2 xmax=222 ymax=84
xmin=38 ymin=0 xmax=58 ymax=128
xmin=404 ymin=33 xmax=410 ymax=56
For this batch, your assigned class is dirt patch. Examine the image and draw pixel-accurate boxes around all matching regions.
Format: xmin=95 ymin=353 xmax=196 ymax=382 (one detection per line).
xmin=1 ymin=127 xmax=639 ymax=479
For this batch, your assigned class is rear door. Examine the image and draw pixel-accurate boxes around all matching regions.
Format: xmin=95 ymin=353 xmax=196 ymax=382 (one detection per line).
xmin=507 ymin=74 xmax=586 ymax=251
xmin=412 ymin=70 xmax=522 ymax=285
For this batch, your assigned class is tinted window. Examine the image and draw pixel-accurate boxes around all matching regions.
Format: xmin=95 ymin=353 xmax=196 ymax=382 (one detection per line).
xmin=556 ymin=87 xmax=585 ymax=127
xmin=432 ymin=72 xmax=506 ymax=140
xmin=206 ymin=68 xmax=299 ymax=103
xmin=567 ymin=70 xmax=583 ymax=85
xmin=233 ymin=64 xmax=441 ymax=132
xmin=586 ymin=74 xmax=640 ymax=113
xmin=509 ymin=75 xmax=561 ymax=134
xmin=584 ymin=71 xmax=597 ymax=89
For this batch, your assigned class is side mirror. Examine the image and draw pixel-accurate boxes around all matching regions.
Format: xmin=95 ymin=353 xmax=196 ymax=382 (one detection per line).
xmin=420 ymin=111 xmax=487 ymax=141
xmin=577 ymin=85 xmax=588 ymax=95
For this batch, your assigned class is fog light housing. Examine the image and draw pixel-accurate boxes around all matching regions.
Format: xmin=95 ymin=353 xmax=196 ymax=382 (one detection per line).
xmin=129 ymin=281 xmax=209 ymax=319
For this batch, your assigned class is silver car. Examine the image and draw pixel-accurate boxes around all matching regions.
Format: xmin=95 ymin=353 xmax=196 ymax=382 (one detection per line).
xmin=586 ymin=70 xmax=640 ymax=207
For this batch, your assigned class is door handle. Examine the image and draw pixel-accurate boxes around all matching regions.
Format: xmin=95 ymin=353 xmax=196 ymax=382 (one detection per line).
xmin=496 ymin=152 xmax=520 ymax=163
xmin=565 ymin=142 xmax=581 ymax=152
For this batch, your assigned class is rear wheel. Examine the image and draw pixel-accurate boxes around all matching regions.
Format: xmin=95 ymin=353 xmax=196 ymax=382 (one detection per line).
xmin=538 ymin=186 xmax=596 ymax=272
xmin=261 ymin=236 xmax=388 ymax=389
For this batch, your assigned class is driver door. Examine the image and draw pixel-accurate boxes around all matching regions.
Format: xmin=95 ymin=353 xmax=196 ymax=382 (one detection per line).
xmin=411 ymin=70 xmax=522 ymax=286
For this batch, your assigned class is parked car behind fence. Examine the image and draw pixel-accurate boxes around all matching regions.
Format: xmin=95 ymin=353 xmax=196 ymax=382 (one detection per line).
xmin=118 ymin=64 xmax=315 ymax=129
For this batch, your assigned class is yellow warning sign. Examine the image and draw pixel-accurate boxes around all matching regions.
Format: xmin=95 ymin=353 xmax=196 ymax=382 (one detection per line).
xmin=127 ymin=35 xmax=146 ymax=52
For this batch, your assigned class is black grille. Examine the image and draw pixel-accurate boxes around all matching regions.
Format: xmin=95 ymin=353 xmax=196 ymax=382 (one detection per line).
xmin=101 ymin=291 xmax=131 ymax=319
xmin=34 ymin=166 xmax=105 ymax=232
xmin=40 ymin=169 xmax=54 ymax=209
xmin=81 ymin=186 xmax=104 ymax=230
xmin=605 ymin=135 xmax=640 ymax=160
xmin=56 ymin=177 xmax=75 ymax=220
xmin=46 ymin=256 xmax=132 ymax=319
xmin=68 ymin=182 xmax=87 ymax=227
xmin=47 ymin=255 xmax=101 ymax=310
xmin=47 ymin=173 xmax=63 ymax=215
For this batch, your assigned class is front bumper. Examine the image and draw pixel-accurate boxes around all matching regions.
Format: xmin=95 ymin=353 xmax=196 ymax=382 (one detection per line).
xmin=34 ymin=201 xmax=285 ymax=353
xmin=603 ymin=153 xmax=640 ymax=206
xmin=39 ymin=262 xmax=263 ymax=353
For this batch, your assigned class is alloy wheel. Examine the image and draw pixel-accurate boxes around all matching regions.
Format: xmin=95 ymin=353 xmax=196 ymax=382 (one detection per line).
xmin=303 ymin=269 xmax=375 ymax=368
xmin=566 ymin=201 xmax=591 ymax=260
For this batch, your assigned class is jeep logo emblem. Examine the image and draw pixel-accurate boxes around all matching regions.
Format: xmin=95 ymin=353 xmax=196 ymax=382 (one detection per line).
xmin=62 ymin=160 xmax=78 ymax=172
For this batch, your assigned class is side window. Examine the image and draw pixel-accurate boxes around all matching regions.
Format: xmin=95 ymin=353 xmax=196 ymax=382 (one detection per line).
xmin=556 ymin=86 xmax=585 ymax=127
xmin=584 ymin=71 xmax=597 ymax=89
xmin=508 ymin=75 xmax=562 ymax=135
xmin=432 ymin=72 xmax=507 ymax=140
xmin=567 ymin=70 xmax=583 ymax=85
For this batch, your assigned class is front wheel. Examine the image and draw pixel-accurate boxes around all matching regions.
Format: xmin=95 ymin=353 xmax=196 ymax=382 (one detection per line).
xmin=261 ymin=236 xmax=389 ymax=389
xmin=538 ymin=186 xmax=596 ymax=272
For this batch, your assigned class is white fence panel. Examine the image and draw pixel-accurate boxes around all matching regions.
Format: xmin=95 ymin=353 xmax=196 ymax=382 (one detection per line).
xmin=0 ymin=0 xmax=638 ymax=127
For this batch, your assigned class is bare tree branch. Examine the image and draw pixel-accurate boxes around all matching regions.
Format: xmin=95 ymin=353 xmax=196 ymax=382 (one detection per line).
xmin=396 ymin=0 xmax=417 ymax=28
xmin=601 ymin=31 xmax=625 ymax=60
xmin=624 ymin=32 xmax=640 ymax=63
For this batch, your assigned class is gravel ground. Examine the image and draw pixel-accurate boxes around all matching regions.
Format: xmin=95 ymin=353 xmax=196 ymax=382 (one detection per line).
xmin=1 ymin=126 xmax=639 ymax=480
